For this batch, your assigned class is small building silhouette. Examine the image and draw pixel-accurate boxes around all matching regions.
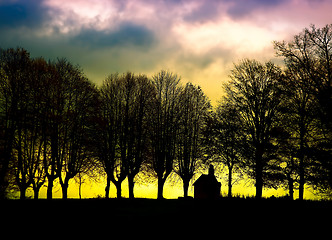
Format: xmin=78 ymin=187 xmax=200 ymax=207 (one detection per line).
xmin=193 ymin=165 xmax=221 ymax=199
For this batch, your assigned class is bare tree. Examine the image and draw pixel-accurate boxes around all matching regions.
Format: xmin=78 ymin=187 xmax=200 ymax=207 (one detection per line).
xmin=126 ymin=74 xmax=155 ymax=199
xmin=210 ymin=102 xmax=246 ymax=198
xmin=34 ymin=58 xmax=98 ymax=199
xmin=96 ymin=73 xmax=118 ymax=198
xmin=39 ymin=60 xmax=64 ymax=199
xmin=174 ymin=83 xmax=211 ymax=197
xmin=151 ymin=70 xmax=182 ymax=199
xmin=225 ymin=59 xmax=283 ymax=198
xmin=97 ymin=72 xmax=154 ymax=199
xmin=54 ymin=59 xmax=99 ymax=199
xmin=11 ymin=54 xmax=33 ymax=200
xmin=0 ymin=48 xmax=32 ymax=199
xmin=27 ymin=58 xmax=52 ymax=199
xmin=274 ymin=24 xmax=332 ymax=199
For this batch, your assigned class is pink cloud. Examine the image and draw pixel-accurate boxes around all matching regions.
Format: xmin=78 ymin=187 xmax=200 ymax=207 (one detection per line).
xmin=42 ymin=0 xmax=332 ymax=38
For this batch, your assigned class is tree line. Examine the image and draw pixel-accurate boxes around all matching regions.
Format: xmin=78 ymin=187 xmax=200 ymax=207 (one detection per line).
xmin=0 ymin=24 xmax=331 ymax=200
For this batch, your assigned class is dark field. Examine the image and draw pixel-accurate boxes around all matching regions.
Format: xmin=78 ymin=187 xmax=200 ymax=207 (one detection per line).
xmin=2 ymin=198 xmax=331 ymax=221
xmin=1 ymin=198 xmax=331 ymax=237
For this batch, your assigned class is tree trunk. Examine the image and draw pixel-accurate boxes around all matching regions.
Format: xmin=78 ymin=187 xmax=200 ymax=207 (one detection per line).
xmin=228 ymin=166 xmax=233 ymax=198
xmin=78 ymin=175 xmax=82 ymax=199
xmin=157 ymin=176 xmax=165 ymax=199
xmin=183 ymin=178 xmax=190 ymax=198
xmin=298 ymin=166 xmax=304 ymax=200
xmin=47 ymin=178 xmax=54 ymax=200
xmin=0 ymin=151 xmax=12 ymax=199
xmin=298 ymin=134 xmax=305 ymax=200
xmin=255 ymin=167 xmax=263 ymax=199
xmin=298 ymin=149 xmax=305 ymax=200
xmin=61 ymin=182 xmax=69 ymax=200
xmin=115 ymin=181 xmax=122 ymax=199
xmin=288 ymin=177 xmax=294 ymax=200
xmin=19 ymin=187 xmax=26 ymax=200
xmin=255 ymin=147 xmax=263 ymax=199
xmin=33 ymin=187 xmax=40 ymax=200
xmin=0 ymin=125 xmax=15 ymax=199
xmin=128 ymin=175 xmax=135 ymax=199
xmin=105 ymin=176 xmax=111 ymax=199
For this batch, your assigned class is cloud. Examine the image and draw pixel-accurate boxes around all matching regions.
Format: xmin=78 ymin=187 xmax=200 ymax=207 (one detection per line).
xmin=1 ymin=0 xmax=331 ymax=105
xmin=72 ymin=23 xmax=156 ymax=49
xmin=225 ymin=0 xmax=286 ymax=19
xmin=0 ymin=0 xmax=48 ymax=29
xmin=182 ymin=0 xmax=223 ymax=23
xmin=174 ymin=0 xmax=288 ymax=23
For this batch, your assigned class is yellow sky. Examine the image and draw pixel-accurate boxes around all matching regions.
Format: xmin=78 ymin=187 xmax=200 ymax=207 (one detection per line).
xmin=24 ymin=174 xmax=318 ymax=200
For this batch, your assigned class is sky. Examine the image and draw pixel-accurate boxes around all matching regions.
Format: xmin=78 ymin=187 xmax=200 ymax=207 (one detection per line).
xmin=1 ymin=0 xmax=331 ymax=199
xmin=1 ymin=0 xmax=332 ymax=105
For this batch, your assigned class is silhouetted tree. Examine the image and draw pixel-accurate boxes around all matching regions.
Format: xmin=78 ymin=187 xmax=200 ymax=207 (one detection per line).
xmin=274 ymin=24 xmax=332 ymax=199
xmin=11 ymin=54 xmax=34 ymax=200
xmin=0 ymin=49 xmax=102 ymax=199
xmin=96 ymin=73 xmax=119 ymax=198
xmin=174 ymin=83 xmax=211 ymax=197
xmin=53 ymin=59 xmax=99 ymax=199
xmin=225 ymin=59 xmax=283 ymax=198
xmin=126 ymin=74 xmax=155 ymax=199
xmin=209 ymin=102 xmax=246 ymax=198
xmin=0 ymin=48 xmax=32 ymax=199
xmin=151 ymin=70 xmax=182 ymax=199
xmin=112 ymin=73 xmax=135 ymax=198
xmin=26 ymin=58 xmax=52 ymax=199
xmin=12 ymin=57 xmax=51 ymax=200
xmin=37 ymin=60 xmax=64 ymax=199
xmin=271 ymin=122 xmax=298 ymax=199
xmin=97 ymin=72 xmax=154 ymax=198
xmin=35 ymin=58 xmax=97 ymax=199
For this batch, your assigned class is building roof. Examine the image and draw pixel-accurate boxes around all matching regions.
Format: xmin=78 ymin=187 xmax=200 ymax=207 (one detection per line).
xmin=193 ymin=173 xmax=220 ymax=186
xmin=194 ymin=165 xmax=221 ymax=187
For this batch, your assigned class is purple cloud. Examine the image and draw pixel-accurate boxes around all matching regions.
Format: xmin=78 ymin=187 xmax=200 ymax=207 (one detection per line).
xmin=226 ymin=0 xmax=287 ymax=18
